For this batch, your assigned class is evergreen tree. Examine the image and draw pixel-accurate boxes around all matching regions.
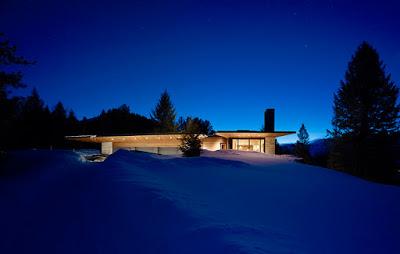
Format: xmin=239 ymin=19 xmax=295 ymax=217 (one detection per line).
xmin=81 ymin=104 xmax=156 ymax=136
xmin=332 ymin=42 xmax=399 ymax=138
xmin=0 ymin=33 xmax=33 ymax=99
xmin=177 ymin=116 xmax=214 ymax=135
xmin=177 ymin=116 xmax=185 ymax=132
xmin=297 ymin=124 xmax=310 ymax=145
xmin=24 ymin=88 xmax=45 ymax=115
xmin=53 ymin=102 xmax=67 ymax=119
xmin=194 ymin=118 xmax=214 ymax=135
xmin=329 ymin=42 xmax=400 ymax=181
xmin=19 ymin=88 xmax=51 ymax=147
xmin=50 ymin=102 xmax=67 ymax=147
xmin=295 ymin=124 xmax=311 ymax=163
xmin=0 ymin=34 xmax=33 ymax=150
xmin=151 ymin=90 xmax=177 ymax=133
xmin=179 ymin=118 xmax=202 ymax=157
xmin=66 ymin=110 xmax=79 ymax=135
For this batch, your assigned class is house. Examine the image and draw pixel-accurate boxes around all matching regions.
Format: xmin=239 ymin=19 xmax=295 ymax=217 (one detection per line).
xmin=66 ymin=109 xmax=294 ymax=155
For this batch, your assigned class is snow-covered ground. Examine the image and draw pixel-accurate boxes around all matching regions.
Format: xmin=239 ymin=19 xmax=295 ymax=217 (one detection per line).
xmin=1 ymin=149 xmax=399 ymax=254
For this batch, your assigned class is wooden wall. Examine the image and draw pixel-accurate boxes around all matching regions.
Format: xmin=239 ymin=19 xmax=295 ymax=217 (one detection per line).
xmin=202 ymin=136 xmax=227 ymax=151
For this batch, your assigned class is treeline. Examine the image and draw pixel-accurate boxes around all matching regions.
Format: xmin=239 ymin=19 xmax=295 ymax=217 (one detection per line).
xmin=1 ymin=88 xmax=79 ymax=149
xmin=0 ymin=34 xmax=213 ymax=151
xmin=282 ymin=42 xmax=400 ymax=184
xmin=1 ymin=89 xmax=157 ymax=149
xmin=1 ymin=87 xmax=214 ymax=150
xmin=81 ymin=104 xmax=155 ymax=136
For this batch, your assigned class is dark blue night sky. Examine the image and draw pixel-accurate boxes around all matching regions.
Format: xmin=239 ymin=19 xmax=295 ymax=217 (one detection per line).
xmin=1 ymin=0 xmax=399 ymax=143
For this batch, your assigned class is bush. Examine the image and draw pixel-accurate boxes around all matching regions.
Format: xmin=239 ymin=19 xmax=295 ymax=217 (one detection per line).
xmin=179 ymin=133 xmax=202 ymax=157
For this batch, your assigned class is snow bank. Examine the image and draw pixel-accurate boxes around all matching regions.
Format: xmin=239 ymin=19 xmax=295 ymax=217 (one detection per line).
xmin=1 ymin=149 xmax=399 ymax=254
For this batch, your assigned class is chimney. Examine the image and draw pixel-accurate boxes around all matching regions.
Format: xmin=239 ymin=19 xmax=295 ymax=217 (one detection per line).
xmin=264 ymin=108 xmax=275 ymax=132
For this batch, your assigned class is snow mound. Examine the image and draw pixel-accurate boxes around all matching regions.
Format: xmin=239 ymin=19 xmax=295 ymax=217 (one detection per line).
xmin=1 ymin=149 xmax=400 ymax=254
xmin=201 ymin=149 xmax=296 ymax=165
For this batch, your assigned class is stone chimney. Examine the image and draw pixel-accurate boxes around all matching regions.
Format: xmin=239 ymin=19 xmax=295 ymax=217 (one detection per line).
xmin=264 ymin=108 xmax=275 ymax=132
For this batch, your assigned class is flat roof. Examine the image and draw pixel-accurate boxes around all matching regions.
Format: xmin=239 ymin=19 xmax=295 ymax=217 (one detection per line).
xmin=216 ymin=130 xmax=295 ymax=134
xmin=214 ymin=131 xmax=295 ymax=138
xmin=66 ymin=130 xmax=295 ymax=143
xmin=66 ymin=133 xmax=204 ymax=143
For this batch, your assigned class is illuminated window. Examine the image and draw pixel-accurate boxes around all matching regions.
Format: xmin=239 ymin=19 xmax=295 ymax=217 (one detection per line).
xmin=231 ymin=138 xmax=265 ymax=152
xmin=250 ymin=139 xmax=260 ymax=152
xmin=261 ymin=139 xmax=265 ymax=153
xmin=232 ymin=139 xmax=238 ymax=150
xmin=238 ymin=139 xmax=250 ymax=150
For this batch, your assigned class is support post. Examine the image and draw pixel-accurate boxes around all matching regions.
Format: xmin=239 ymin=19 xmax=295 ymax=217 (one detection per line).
xmin=101 ymin=142 xmax=113 ymax=155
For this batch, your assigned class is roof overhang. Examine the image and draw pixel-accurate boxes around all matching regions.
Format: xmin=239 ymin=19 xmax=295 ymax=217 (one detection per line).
xmin=66 ymin=131 xmax=295 ymax=143
xmin=65 ymin=134 xmax=208 ymax=143
xmin=214 ymin=131 xmax=295 ymax=139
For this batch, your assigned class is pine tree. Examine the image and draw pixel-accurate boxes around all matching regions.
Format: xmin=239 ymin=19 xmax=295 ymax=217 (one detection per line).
xmin=297 ymin=124 xmax=310 ymax=145
xmin=0 ymin=34 xmax=33 ymax=150
xmin=66 ymin=110 xmax=79 ymax=135
xmin=179 ymin=118 xmax=202 ymax=157
xmin=332 ymin=42 xmax=399 ymax=137
xmin=51 ymin=102 xmax=67 ymax=147
xmin=177 ymin=116 xmax=185 ymax=132
xmin=151 ymin=90 xmax=177 ymax=133
xmin=329 ymin=42 xmax=400 ymax=181
xmin=0 ymin=33 xmax=32 ymax=100
xmin=19 ymin=88 xmax=51 ymax=147
xmin=52 ymin=102 xmax=67 ymax=122
xmin=177 ymin=116 xmax=214 ymax=135
xmin=295 ymin=124 xmax=311 ymax=163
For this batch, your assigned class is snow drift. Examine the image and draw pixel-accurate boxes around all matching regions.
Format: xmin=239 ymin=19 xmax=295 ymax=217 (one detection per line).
xmin=1 ymin=149 xmax=399 ymax=254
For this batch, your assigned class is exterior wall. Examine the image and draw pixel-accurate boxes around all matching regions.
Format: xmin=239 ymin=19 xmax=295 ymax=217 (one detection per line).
xmin=71 ymin=132 xmax=289 ymax=156
xmin=128 ymin=147 xmax=181 ymax=155
xmin=201 ymin=136 xmax=227 ymax=151
xmin=264 ymin=137 xmax=276 ymax=154
xmin=108 ymin=146 xmax=182 ymax=155
xmin=158 ymin=147 xmax=182 ymax=155
xmin=112 ymin=139 xmax=182 ymax=155
xmin=104 ymin=136 xmax=227 ymax=155
xmin=100 ymin=137 xmax=277 ymax=155
xmin=101 ymin=142 xmax=113 ymax=155
xmin=113 ymin=140 xmax=181 ymax=149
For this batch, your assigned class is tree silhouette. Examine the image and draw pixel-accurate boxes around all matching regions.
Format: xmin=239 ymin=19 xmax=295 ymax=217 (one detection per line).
xmin=0 ymin=33 xmax=33 ymax=99
xmin=297 ymin=124 xmax=310 ymax=145
xmin=329 ymin=42 xmax=400 ymax=181
xmin=81 ymin=104 xmax=156 ymax=135
xmin=18 ymin=88 xmax=51 ymax=147
xmin=50 ymin=102 xmax=67 ymax=147
xmin=295 ymin=124 xmax=311 ymax=163
xmin=0 ymin=33 xmax=33 ymax=149
xmin=332 ymin=42 xmax=399 ymax=138
xmin=179 ymin=118 xmax=202 ymax=157
xmin=151 ymin=90 xmax=177 ymax=133
xmin=66 ymin=110 xmax=79 ymax=135
xmin=177 ymin=116 xmax=214 ymax=135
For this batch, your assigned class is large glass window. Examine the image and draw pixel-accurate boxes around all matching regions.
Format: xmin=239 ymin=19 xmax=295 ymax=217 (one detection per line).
xmin=250 ymin=139 xmax=260 ymax=152
xmin=261 ymin=139 xmax=265 ymax=153
xmin=232 ymin=139 xmax=238 ymax=150
xmin=238 ymin=139 xmax=250 ymax=151
xmin=231 ymin=138 xmax=264 ymax=152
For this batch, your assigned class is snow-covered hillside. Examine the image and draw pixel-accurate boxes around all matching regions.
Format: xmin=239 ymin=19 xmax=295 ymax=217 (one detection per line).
xmin=1 ymin=150 xmax=399 ymax=253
